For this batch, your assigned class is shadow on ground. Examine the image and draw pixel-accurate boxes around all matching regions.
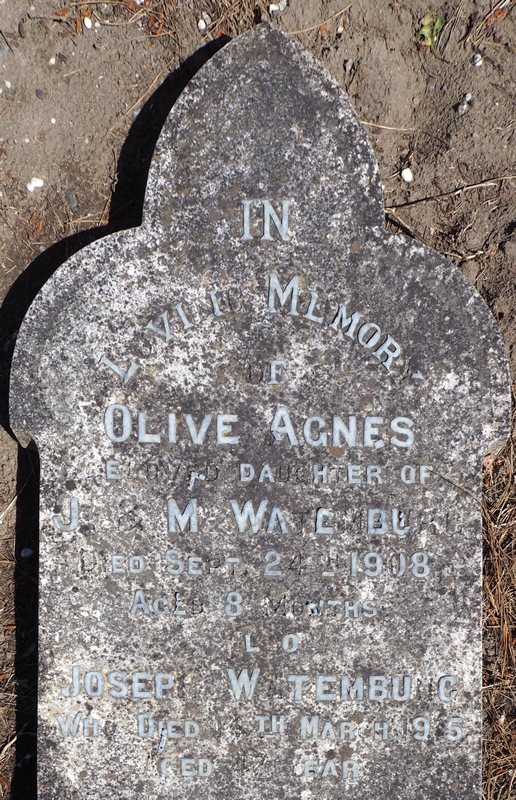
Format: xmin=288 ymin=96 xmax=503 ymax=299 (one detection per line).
xmin=0 ymin=35 xmax=230 ymax=797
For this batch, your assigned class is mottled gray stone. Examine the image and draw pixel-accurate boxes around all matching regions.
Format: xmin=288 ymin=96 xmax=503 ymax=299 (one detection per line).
xmin=9 ymin=23 xmax=510 ymax=800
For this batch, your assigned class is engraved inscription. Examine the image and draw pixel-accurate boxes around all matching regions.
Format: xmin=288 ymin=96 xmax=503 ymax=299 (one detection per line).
xmin=241 ymin=199 xmax=292 ymax=242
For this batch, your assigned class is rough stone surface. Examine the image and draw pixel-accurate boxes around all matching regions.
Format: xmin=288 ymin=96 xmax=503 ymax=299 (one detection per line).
xmin=9 ymin=24 xmax=510 ymax=800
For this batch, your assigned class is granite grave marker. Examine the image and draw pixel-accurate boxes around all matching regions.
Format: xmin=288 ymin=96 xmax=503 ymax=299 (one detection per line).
xmin=9 ymin=23 xmax=510 ymax=800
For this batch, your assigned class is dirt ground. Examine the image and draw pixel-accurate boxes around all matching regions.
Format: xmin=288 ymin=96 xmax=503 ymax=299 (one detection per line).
xmin=0 ymin=0 xmax=515 ymax=797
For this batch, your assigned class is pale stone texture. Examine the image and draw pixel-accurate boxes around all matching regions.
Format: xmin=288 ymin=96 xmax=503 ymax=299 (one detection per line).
xmin=10 ymin=24 xmax=509 ymax=800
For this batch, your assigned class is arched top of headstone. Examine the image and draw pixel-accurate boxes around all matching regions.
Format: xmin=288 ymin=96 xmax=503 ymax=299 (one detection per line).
xmin=9 ymin=24 xmax=510 ymax=453
xmin=142 ymin=22 xmax=385 ymax=243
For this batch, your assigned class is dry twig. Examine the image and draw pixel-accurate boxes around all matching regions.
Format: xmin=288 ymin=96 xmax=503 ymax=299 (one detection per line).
xmin=483 ymin=400 xmax=516 ymax=798
xmin=386 ymin=176 xmax=516 ymax=212
xmin=287 ymin=4 xmax=352 ymax=35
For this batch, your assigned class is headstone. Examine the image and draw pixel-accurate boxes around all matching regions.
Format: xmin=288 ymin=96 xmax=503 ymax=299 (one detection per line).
xmin=10 ymin=23 xmax=509 ymax=800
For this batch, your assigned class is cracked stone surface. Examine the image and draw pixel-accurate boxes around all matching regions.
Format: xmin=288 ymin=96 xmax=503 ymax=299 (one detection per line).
xmin=9 ymin=23 xmax=510 ymax=800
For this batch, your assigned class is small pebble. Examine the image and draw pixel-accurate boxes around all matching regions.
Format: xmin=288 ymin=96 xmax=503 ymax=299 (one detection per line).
xmin=4 ymin=80 xmax=11 ymax=89
xmin=472 ymin=53 xmax=483 ymax=67
xmin=83 ymin=16 xmax=92 ymax=29
xmin=0 ymin=43 xmax=9 ymax=54
xmin=201 ymin=12 xmax=212 ymax=24
xmin=401 ymin=167 xmax=414 ymax=183
xmin=269 ymin=3 xmax=280 ymax=11
xmin=49 ymin=56 xmax=56 ymax=66
xmin=51 ymin=117 xmax=56 ymax=124
xmin=197 ymin=18 xmax=207 ymax=31
xmin=65 ymin=188 xmax=78 ymax=208
xmin=21 ymin=548 xmax=33 ymax=558
xmin=35 ymin=88 xmax=46 ymax=100
xmin=458 ymin=93 xmax=472 ymax=115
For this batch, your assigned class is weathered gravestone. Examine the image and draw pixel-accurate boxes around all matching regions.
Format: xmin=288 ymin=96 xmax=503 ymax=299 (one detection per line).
xmin=9 ymin=22 xmax=510 ymax=800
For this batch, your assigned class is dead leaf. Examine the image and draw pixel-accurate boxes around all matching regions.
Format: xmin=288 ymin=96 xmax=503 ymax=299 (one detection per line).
xmin=483 ymin=453 xmax=497 ymax=475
